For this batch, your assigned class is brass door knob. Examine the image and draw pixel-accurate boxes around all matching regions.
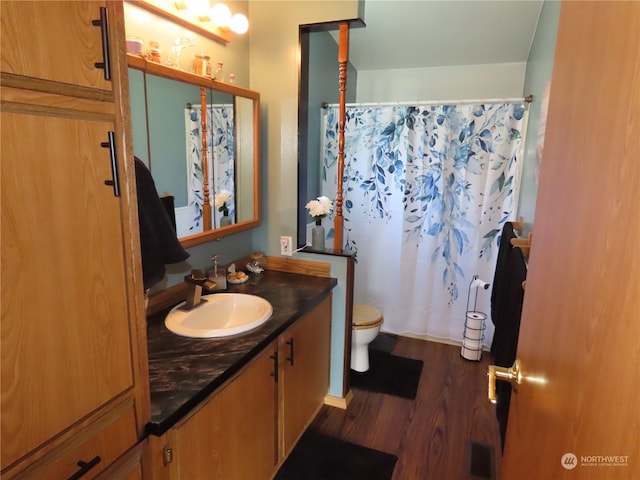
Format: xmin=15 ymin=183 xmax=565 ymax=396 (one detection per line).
xmin=487 ymin=360 xmax=522 ymax=404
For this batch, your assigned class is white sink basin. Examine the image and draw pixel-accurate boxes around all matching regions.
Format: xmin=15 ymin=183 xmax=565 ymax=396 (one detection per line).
xmin=165 ymin=293 xmax=273 ymax=338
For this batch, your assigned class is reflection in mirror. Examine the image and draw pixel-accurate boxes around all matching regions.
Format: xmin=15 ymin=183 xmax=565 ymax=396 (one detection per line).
xmin=234 ymin=96 xmax=255 ymax=223
xmin=127 ymin=56 xmax=260 ymax=247
xmin=147 ymin=74 xmax=201 ymax=235
xmin=187 ymin=88 xmax=237 ymax=231
xmin=297 ymin=25 xmax=357 ymax=248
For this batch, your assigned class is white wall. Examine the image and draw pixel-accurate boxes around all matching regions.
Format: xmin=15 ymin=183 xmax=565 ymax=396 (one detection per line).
xmin=356 ymin=62 xmax=526 ymax=103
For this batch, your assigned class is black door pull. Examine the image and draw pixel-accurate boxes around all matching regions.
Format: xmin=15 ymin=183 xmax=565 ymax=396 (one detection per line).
xmin=67 ymin=455 xmax=101 ymax=480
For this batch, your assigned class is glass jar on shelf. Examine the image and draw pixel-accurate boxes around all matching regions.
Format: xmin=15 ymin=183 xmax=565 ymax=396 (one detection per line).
xmin=193 ymin=54 xmax=211 ymax=76
xmin=213 ymin=62 xmax=224 ymax=80
xmin=148 ymin=41 xmax=161 ymax=63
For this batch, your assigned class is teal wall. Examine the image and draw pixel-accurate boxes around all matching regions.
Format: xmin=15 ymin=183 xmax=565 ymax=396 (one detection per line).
xmin=518 ymin=1 xmax=561 ymax=234
xmin=296 ymin=252 xmax=350 ymax=398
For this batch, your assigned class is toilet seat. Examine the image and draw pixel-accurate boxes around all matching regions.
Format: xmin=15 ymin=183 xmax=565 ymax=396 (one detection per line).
xmin=352 ymin=304 xmax=383 ymax=330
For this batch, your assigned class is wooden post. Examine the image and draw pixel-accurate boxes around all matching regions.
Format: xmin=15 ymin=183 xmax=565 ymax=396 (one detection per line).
xmin=200 ymin=87 xmax=212 ymax=231
xmin=334 ymin=22 xmax=349 ymax=251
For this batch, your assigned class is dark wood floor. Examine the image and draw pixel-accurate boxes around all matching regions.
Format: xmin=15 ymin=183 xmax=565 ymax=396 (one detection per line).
xmin=310 ymin=336 xmax=502 ymax=480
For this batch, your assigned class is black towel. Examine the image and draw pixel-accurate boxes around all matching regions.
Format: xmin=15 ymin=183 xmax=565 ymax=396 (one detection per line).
xmin=159 ymin=195 xmax=177 ymax=232
xmin=489 ymin=221 xmax=527 ymax=451
xmin=134 ymin=157 xmax=189 ymax=290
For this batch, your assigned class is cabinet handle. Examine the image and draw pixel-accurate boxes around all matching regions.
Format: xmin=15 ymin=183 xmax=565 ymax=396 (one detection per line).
xmin=270 ymin=351 xmax=278 ymax=382
xmin=101 ymin=131 xmax=120 ymax=197
xmin=92 ymin=6 xmax=112 ymax=80
xmin=286 ymin=338 xmax=295 ymax=366
xmin=67 ymin=455 xmax=101 ymax=480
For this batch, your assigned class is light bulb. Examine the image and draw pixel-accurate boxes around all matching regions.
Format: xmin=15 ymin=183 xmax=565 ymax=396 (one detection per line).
xmin=184 ymin=0 xmax=209 ymax=17
xmin=230 ymin=13 xmax=248 ymax=34
xmin=209 ymin=3 xmax=231 ymax=27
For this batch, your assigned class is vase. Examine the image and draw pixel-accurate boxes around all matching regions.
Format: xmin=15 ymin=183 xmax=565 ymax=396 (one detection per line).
xmin=220 ymin=214 xmax=232 ymax=227
xmin=311 ymin=220 xmax=325 ymax=251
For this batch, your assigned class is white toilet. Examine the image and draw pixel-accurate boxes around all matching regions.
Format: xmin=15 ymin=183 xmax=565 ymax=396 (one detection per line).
xmin=351 ymin=304 xmax=383 ymax=372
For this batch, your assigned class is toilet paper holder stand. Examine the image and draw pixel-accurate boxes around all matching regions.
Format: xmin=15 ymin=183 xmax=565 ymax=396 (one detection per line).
xmin=462 ymin=275 xmax=491 ymax=361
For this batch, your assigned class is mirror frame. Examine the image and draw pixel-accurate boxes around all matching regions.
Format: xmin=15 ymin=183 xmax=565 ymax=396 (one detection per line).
xmin=127 ymin=53 xmax=260 ymax=248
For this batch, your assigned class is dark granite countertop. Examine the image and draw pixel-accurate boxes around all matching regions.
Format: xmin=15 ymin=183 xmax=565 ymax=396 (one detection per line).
xmin=145 ymin=270 xmax=337 ymax=436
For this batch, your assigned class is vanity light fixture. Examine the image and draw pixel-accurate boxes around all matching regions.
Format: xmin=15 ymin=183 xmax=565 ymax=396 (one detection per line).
xmin=131 ymin=0 xmax=246 ymax=43
xmin=209 ymin=3 xmax=231 ymax=26
xmin=174 ymin=0 xmax=248 ymax=34
xmin=229 ymin=12 xmax=249 ymax=34
xmin=183 ymin=0 xmax=209 ymax=18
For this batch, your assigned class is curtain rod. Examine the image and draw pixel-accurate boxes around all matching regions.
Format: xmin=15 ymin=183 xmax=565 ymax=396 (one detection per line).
xmin=322 ymin=95 xmax=533 ymax=109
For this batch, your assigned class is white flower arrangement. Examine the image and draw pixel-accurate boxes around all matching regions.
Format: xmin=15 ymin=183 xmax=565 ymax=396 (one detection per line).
xmin=214 ymin=189 xmax=232 ymax=215
xmin=305 ymin=196 xmax=333 ymax=222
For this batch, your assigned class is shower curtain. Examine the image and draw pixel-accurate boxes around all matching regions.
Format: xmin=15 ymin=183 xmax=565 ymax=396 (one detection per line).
xmin=184 ymin=104 xmax=236 ymax=235
xmin=321 ymin=102 xmax=527 ymax=345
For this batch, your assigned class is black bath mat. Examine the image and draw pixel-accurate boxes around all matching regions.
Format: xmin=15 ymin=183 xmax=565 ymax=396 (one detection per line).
xmin=369 ymin=332 xmax=398 ymax=354
xmin=351 ymin=350 xmax=423 ymax=399
xmin=275 ymin=429 xmax=397 ymax=480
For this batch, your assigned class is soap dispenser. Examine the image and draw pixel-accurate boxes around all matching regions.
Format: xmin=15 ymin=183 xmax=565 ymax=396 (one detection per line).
xmin=207 ymin=255 xmax=227 ymax=291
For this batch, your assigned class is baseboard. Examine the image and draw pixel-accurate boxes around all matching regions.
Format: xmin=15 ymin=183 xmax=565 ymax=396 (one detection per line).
xmin=393 ymin=331 xmax=491 ymax=351
xmin=323 ymin=390 xmax=353 ymax=410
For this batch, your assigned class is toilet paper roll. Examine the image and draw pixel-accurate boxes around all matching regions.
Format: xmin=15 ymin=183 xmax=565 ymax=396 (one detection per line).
xmin=461 ymin=339 xmax=482 ymax=361
xmin=462 ymin=337 xmax=482 ymax=349
xmin=461 ymin=348 xmax=481 ymax=361
xmin=464 ymin=311 xmax=486 ymax=340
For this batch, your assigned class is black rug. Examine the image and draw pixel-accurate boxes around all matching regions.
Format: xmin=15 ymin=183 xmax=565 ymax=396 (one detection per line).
xmin=275 ymin=429 xmax=397 ymax=480
xmin=369 ymin=332 xmax=398 ymax=354
xmin=351 ymin=349 xmax=423 ymax=399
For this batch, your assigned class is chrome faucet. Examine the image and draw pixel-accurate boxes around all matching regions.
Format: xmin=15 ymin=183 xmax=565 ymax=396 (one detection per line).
xmin=181 ymin=269 xmax=214 ymax=311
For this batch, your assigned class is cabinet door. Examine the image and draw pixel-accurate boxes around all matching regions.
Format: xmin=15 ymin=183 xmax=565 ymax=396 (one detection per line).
xmin=172 ymin=344 xmax=278 ymax=480
xmin=1 ymin=111 xmax=134 ymax=469
xmin=280 ymin=296 xmax=332 ymax=458
xmin=1 ymin=1 xmax=112 ymax=92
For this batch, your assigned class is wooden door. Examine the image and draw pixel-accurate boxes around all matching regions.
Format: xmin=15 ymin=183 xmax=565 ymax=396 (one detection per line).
xmin=1 ymin=112 xmax=134 ymax=468
xmin=280 ymin=296 xmax=332 ymax=459
xmin=501 ymin=3 xmax=639 ymax=478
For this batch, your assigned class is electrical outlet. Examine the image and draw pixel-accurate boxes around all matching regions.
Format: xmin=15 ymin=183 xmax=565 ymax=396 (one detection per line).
xmin=280 ymin=236 xmax=293 ymax=256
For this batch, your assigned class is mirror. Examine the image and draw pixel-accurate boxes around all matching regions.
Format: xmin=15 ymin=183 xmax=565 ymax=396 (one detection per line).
xmin=127 ymin=54 xmax=260 ymax=247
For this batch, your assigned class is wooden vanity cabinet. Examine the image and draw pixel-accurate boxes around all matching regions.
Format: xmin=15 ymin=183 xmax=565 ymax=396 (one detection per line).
xmin=145 ymin=295 xmax=332 ymax=479
xmin=278 ymin=295 xmax=332 ymax=460
xmin=1 ymin=2 xmax=149 ymax=479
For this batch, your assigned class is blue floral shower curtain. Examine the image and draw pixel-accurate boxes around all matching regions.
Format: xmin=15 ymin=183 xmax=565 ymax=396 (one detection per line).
xmin=185 ymin=104 xmax=235 ymax=234
xmin=322 ymin=103 xmax=527 ymax=345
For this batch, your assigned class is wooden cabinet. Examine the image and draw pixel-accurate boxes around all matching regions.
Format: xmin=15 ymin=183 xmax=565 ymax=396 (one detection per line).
xmin=144 ymin=344 xmax=278 ymax=480
xmin=1 ymin=2 xmax=148 ymax=479
xmin=145 ymin=295 xmax=332 ymax=479
xmin=176 ymin=344 xmax=278 ymax=479
xmin=1 ymin=1 xmax=113 ymax=92
xmin=279 ymin=295 xmax=332 ymax=460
